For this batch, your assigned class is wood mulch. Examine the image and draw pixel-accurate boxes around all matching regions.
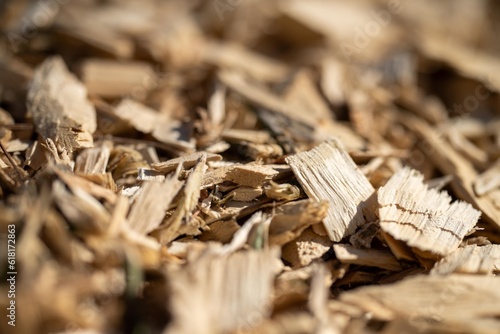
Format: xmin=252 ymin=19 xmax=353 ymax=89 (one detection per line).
xmin=1 ymin=1 xmax=500 ymax=333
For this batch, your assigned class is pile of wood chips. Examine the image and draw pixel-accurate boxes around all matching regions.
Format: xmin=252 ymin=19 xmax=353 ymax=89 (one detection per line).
xmin=1 ymin=0 xmax=500 ymax=333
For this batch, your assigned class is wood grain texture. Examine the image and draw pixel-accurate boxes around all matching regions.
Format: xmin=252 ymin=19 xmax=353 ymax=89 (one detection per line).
xmin=286 ymin=140 xmax=376 ymax=241
xmin=378 ymin=167 xmax=481 ymax=257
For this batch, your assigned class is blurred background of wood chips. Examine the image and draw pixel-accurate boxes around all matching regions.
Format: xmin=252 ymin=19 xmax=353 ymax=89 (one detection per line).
xmin=1 ymin=1 xmax=500 ymax=333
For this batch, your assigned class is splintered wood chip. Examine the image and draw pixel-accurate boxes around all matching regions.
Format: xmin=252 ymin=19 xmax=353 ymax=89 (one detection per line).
xmin=340 ymin=274 xmax=500 ymax=332
xmin=166 ymin=247 xmax=281 ymax=333
xmin=153 ymin=155 xmax=206 ymax=243
xmin=286 ymin=140 xmax=376 ymax=241
xmin=126 ymin=172 xmax=183 ymax=235
xmin=431 ymin=244 xmax=500 ymax=275
xmin=269 ymin=199 xmax=329 ymax=246
xmin=27 ymin=56 xmax=96 ymax=153
xmin=378 ymin=167 xmax=481 ymax=258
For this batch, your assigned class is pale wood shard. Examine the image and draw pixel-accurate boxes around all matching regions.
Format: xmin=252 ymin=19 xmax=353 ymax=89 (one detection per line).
xmin=286 ymin=140 xmax=376 ymax=241
xmin=340 ymin=274 xmax=500 ymax=332
xmin=282 ymin=69 xmax=333 ymax=123
xmin=378 ymin=167 xmax=481 ymax=258
xmin=320 ymin=57 xmax=345 ymax=106
xmin=82 ymin=59 xmax=154 ymax=98
xmin=202 ymin=164 xmax=235 ymax=188
xmin=52 ymin=180 xmax=111 ymax=235
xmin=75 ymin=141 xmax=112 ymax=174
xmin=126 ymin=172 xmax=184 ymax=235
xmin=222 ymin=129 xmax=272 ymax=145
xmin=166 ymin=247 xmax=281 ymax=334
xmin=207 ymin=82 xmax=226 ymax=126
xmin=426 ymin=174 xmax=454 ymax=191
xmin=114 ymin=98 xmax=162 ymax=134
xmin=402 ymin=114 xmax=500 ymax=230
xmin=282 ymin=228 xmax=332 ymax=268
xmin=5 ymin=139 xmax=29 ymax=152
xmin=308 ymin=266 xmax=331 ymax=327
xmin=203 ymin=41 xmax=289 ymax=83
xmin=270 ymin=200 xmax=329 ymax=246
xmin=151 ymin=151 xmax=222 ymax=174
xmin=43 ymin=138 xmax=75 ymax=171
xmin=474 ymin=159 xmax=500 ymax=196
xmin=55 ymin=169 xmax=117 ymax=205
xmin=113 ymin=99 xmax=193 ymax=151
xmin=76 ymin=172 xmax=117 ymax=192
xmin=154 ymin=155 xmax=206 ymax=243
xmin=431 ymin=244 xmax=500 ymax=275
xmin=333 ymin=244 xmax=402 ymax=271
xmin=226 ymin=164 xmax=279 ymax=188
xmin=27 ymin=56 xmax=97 ymax=153
xmin=202 ymin=163 xmax=280 ymax=188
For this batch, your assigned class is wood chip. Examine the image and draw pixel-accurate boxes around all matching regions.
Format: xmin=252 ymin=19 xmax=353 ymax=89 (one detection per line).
xmin=340 ymin=274 xmax=500 ymax=332
xmin=75 ymin=141 xmax=112 ymax=174
xmin=282 ymin=228 xmax=331 ymax=268
xmin=154 ymin=155 xmax=206 ymax=243
xmin=81 ymin=59 xmax=154 ymax=98
xmin=151 ymin=151 xmax=222 ymax=173
xmin=270 ymin=199 xmax=329 ymax=246
xmin=27 ymin=56 xmax=96 ymax=153
xmin=127 ymin=172 xmax=183 ymax=235
xmin=113 ymin=99 xmax=193 ymax=151
xmin=166 ymin=247 xmax=281 ymax=333
xmin=378 ymin=167 xmax=481 ymax=258
xmin=286 ymin=140 xmax=376 ymax=241
xmin=226 ymin=164 xmax=279 ymax=188
xmin=203 ymin=41 xmax=289 ymax=83
xmin=333 ymin=244 xmax=402 ymax=271
xmin=282 ymin=69 xmax=332 ymax=123
xmin=474 ymin=159 xmax=500 ymax=196
xmin=431 ymin=244 xmax=500 ymax=275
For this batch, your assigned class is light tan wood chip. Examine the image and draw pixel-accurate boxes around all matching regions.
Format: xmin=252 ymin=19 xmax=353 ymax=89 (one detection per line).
xmin=28 ymin=56 xmax=96 ymax=153
xmin=286 ymin=140 xmax=376 ymax=241
xmin=431 ymin=244 xmax=500 ymax=275
xmin=378 ymin=167 xmax=481 ymax=257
